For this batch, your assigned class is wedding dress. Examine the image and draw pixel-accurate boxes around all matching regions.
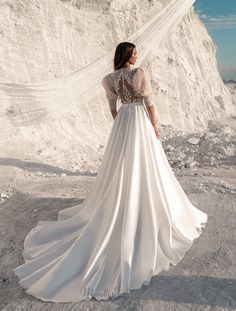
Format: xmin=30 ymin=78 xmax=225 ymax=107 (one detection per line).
xmin=13 ymin=66 xmax=208 ymax=302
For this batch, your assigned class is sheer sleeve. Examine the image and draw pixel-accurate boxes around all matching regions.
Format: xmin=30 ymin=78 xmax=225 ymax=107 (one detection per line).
xmin=133 ymin=67 xmax=154 ymax=107
xmin=101 ymin=75 xmax=118 ymax=111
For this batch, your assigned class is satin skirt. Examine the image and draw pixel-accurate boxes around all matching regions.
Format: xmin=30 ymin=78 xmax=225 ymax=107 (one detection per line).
xmin=13 ymin=101 xmax=208 ymax=302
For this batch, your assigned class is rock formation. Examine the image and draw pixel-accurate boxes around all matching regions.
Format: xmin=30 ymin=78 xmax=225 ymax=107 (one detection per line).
xmin=0 ymin=0 xmax=235 ymax=170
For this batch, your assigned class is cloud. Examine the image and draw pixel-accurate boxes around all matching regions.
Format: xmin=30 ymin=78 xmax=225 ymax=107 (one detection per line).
xmin=219 ymin=65 xmax=236 ymax=73
xmin=218 ymin=66 xmax=236 ymax=81
xmin=195 ymin=8 xmax=202 ymax=15
xmin=198 ymin=14 xmax=236 ymax=30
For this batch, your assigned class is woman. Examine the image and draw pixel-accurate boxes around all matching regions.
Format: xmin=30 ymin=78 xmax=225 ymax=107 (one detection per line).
xmin=102 ymin=42 xmax=161 ymax=140
xmin=13 ymin=42 xmax=208 ymax=302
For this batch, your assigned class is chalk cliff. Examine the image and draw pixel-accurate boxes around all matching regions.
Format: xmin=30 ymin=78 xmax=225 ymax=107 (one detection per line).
xmin=0 ymin=0 xmax=235 ymax=169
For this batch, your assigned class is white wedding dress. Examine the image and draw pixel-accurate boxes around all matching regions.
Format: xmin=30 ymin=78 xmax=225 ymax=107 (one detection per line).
xmin=13 ymin=66 xmax=208 ymax=302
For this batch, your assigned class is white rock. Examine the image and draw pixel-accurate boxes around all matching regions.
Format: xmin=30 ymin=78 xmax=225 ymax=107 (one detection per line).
xmin=0 ymin=1 xmax=235 ymax=169
xmin=187 ymin=137 xmax=200 ymax=145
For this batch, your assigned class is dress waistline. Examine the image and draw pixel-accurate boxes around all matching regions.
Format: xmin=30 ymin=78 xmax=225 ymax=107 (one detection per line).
xmin=120 ymin=101 xmax=143 ymax=108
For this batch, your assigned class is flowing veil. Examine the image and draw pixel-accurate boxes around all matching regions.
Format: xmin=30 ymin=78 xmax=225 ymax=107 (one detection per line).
xmin=0 ymin=0 xmax=195 ymax=144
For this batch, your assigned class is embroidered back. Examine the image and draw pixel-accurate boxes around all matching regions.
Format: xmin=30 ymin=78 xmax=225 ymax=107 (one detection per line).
xmin=102 ymin=66 xmax=154 ymax=110
xmin=112 ymin=68 xmax=143 ymax=104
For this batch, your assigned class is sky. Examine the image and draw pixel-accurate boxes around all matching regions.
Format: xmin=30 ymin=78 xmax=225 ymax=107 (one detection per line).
xmin=193 ymin=0 xmax=236 ymax=80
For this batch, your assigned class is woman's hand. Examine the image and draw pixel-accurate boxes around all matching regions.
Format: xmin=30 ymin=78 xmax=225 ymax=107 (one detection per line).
xmin=153 ymin=125 xmax=161 ymax=139
xmin=111 ymin=109 xmax=117 ymax=120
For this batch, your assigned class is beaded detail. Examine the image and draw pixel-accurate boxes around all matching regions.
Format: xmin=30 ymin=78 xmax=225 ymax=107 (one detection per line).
xmin=102 ymin=67 xmax=154 ymax=111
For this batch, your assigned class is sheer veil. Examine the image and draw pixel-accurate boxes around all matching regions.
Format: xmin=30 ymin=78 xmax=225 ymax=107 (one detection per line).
xmin=0 ymin=0 xmax=195 ymax=142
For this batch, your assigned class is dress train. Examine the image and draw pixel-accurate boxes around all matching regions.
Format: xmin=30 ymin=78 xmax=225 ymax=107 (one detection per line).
xmin=13 ymin=101 xmax=207 ymax=302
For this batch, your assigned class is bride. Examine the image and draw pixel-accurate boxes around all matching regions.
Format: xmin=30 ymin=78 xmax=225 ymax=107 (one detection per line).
xmin=13 ymin=41 xmax=208 ymax=303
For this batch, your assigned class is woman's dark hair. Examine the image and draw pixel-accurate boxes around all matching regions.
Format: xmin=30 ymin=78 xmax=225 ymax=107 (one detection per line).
xmin=113 ymin=42 xmax=136 ymax=71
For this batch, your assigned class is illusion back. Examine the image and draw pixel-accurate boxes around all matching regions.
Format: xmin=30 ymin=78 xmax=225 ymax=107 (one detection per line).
xmin=102 ymin=67 xmax=154 ymax=111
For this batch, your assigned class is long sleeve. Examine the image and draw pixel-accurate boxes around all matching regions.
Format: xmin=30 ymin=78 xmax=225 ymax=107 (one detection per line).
xmin=101 ymin=75 xmax=118 ymax=111
xmin=133 ymin=67 xmax=154 ymax=108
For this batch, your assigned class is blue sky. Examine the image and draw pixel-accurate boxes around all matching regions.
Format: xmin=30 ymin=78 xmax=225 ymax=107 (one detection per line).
xmin=193 ymin=0 xmax=236 ymax=80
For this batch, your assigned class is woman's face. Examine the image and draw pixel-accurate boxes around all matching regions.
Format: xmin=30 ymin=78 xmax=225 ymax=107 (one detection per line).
xmin=128 ymin=48 xmax=138 ymax=65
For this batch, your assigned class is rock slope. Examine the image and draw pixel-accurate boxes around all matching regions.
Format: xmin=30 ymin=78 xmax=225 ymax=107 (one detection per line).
xmin=0 ymin=0 xmax=235 ymax=169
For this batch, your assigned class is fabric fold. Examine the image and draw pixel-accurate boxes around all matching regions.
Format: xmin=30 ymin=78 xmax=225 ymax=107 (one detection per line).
xmin=13 ymin=102 xmax=207 ymax=302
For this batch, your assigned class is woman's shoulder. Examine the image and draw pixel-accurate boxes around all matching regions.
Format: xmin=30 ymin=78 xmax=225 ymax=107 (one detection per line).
xmin=102 ymin=70 xmax=118 ymax=81
xmin=135 ymin=66 xmax=149 ymax=73
xmin=102 ymin=66 xmax=149 ymax=81
xmin=131 ymin=66 xmax=149 ymax=75
xmin=133 ymin=66 xmax=150 ymax=80
xmin=101 ymin=72 xmax=113 ymax=86
xmin=102 ymin=70 xmax=122 ymax=87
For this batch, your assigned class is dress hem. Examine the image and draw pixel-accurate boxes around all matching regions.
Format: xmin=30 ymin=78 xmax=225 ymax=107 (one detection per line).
xmin=13 ymin=217 xmax=208 ymax=303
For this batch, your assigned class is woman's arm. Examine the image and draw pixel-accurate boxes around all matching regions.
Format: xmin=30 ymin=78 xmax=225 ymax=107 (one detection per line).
xmin=101 ymin=75 xmax=118 ymax=119
xmin=134 ymin=67 xmax=161 ymax=138
xmin=146 ymin=105 xmax=157 ymax=128
xmin=146 ymin=105 xmax=161 ymax=139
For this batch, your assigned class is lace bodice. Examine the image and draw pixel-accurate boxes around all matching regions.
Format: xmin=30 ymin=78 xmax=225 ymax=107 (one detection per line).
xmin=102 ymin=66 xmax=154 ymax=111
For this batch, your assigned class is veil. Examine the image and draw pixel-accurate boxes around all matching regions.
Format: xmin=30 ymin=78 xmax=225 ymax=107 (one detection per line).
xmin=0 ymin=0 xmax=195 ymax=144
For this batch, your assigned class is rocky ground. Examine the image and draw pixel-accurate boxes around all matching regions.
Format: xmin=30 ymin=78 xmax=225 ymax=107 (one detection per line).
xmin=0 ymin=117 xmax=235 ymax=311
xmin=225 ymin=81 xmax=236 ymax=108
xmin=164 ymin=117 xmax=236 ymax=171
